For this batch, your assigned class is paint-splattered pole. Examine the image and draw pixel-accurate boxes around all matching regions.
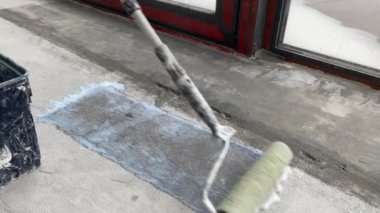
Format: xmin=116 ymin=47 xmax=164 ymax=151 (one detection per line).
xmin=121 ymin=1 xmax=236 ymax=212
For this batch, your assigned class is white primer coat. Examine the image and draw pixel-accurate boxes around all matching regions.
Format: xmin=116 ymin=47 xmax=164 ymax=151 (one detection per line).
xmin=39 ymin=81 xmax=125 ymax=117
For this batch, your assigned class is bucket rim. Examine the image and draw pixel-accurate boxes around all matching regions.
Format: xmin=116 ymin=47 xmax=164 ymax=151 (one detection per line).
xmin=0 ymin=54 xmax=29 ymax=89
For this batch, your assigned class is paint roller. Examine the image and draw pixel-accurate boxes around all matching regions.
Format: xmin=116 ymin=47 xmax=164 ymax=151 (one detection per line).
xmin=120 ymin=1 xmax=293 ymax=212
xmin=218 ymin=142 xmax=292 ymax=213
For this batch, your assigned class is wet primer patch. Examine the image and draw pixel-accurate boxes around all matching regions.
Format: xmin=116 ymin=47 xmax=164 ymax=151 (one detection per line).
xmin=39 ymin=82 xmax=261 ymax=212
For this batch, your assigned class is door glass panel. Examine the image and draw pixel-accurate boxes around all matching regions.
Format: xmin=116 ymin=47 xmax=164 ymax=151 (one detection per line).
xmin=283 ymin=0 xmax=380 ymax=71
xmin=157 ymin=0 xmax=217 ymax=13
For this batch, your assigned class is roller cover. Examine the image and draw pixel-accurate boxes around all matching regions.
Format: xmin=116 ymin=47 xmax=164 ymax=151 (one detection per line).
xmin=218 ymin=142 xmax=293 ymax=213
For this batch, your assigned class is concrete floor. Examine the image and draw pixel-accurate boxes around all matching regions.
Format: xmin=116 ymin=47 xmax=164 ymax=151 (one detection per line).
xmin=0 ymin=0 xmax=379 ymax=212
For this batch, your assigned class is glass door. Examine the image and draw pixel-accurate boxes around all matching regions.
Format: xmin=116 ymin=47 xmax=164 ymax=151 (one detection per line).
xmin=272 ymin=0 xmax=380 ymax=79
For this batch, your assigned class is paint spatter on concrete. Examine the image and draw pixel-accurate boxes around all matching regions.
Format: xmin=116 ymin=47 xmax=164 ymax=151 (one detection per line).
xmin=39 ymin=82 xmax=262 ymax=212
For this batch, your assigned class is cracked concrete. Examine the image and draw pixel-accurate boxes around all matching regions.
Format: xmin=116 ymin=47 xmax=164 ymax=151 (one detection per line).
xmin=0 ymin=0 xmax=379 ymax=212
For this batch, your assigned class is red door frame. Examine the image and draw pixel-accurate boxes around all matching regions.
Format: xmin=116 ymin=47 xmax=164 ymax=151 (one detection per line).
xmin=75 ymin=0 xmax=262 ymax=55
xmin=236 ymin=0 xmax=259 ymax=55
xmin=79 ymin=0 xmax=241 ymax=47
xmin=261 ymin=0 xmax=277 ymax=50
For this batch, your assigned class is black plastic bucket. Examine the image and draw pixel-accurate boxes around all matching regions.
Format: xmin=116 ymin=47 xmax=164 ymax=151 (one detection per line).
xmin=0 ymin=54 xmax=40 ymax=187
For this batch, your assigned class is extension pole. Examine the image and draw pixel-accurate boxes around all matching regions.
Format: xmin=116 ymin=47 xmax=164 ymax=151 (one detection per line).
xmin=121 ymin=1 xmax=235 ymax=212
